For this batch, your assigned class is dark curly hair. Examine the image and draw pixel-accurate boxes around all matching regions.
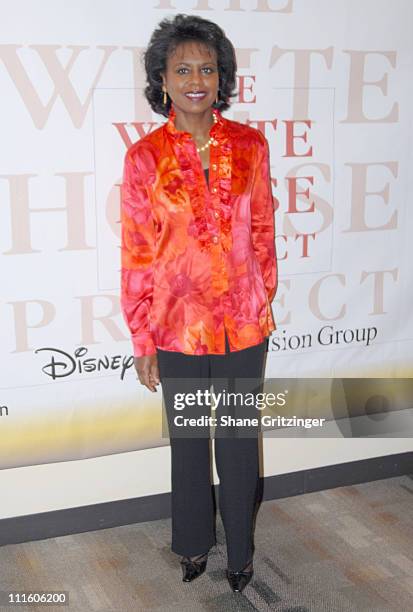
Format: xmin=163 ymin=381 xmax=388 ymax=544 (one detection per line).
xmin=143 ymin=13 xmax=237 ymax=117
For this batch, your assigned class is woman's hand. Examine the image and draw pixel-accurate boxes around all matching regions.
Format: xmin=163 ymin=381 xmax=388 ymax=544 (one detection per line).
xmin=134 ymin=354 xmax=160 ymax=392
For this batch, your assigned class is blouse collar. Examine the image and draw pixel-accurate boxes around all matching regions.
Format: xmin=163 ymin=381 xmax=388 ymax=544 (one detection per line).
xmin=165 ymin=103 xmax=225 ymax=140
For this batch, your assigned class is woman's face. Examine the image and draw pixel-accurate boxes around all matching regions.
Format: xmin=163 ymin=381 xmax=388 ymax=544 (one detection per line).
xmin=161 ymin=40 xmax=219 ymax=117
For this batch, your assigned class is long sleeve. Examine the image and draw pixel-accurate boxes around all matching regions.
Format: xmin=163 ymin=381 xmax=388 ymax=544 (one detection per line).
xmin=250 ymin=131 xmax=278 ymax=304
xmin=120 ymin=147 xmax=156 ymax=357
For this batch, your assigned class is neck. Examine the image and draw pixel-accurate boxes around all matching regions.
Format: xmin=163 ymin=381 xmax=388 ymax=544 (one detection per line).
xmin=173 ymin=107 xmax=215 ymax=144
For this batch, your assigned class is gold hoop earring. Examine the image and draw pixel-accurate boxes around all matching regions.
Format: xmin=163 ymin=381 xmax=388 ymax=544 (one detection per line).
xmin=215 ymin=92 xmax=219 ymax=104
xmin=163 ymin=89 xmax=167 ymax=105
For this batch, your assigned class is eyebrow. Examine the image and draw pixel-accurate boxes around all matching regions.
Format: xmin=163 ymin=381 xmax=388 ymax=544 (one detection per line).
xmin=172 ymin=61 xmax=217 ymax=66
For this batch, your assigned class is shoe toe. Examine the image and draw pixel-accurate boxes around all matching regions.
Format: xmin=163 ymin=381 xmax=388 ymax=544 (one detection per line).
xmin=226 ymin=569 xmax=253 ymax=593
xmin=181 ymin=559 xmax=207 ymax=582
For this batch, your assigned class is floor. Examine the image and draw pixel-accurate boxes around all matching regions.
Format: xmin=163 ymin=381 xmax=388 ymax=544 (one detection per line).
xmin=1 ymin=475 xmax=413 ymax=611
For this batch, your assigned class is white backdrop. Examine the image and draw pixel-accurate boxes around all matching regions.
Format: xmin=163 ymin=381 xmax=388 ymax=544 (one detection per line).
xmin=1 ymin=0 xmax=412 ymax=470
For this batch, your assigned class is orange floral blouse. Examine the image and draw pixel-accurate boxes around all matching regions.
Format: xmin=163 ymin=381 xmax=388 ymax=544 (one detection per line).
xmin=120 ymin=104 xmax=277 ymax=357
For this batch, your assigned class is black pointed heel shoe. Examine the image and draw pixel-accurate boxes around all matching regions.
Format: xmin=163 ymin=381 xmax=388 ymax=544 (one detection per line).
xmin=180 ymin=552 xmax=208 ymax=582
xmin=226 ymin=560 xmax=254 ymax=593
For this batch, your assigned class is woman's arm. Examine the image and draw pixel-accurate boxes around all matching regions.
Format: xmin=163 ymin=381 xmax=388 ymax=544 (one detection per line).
xmin=120 ymin=146 xmax=157 ymax=358
xmin=250 ymin=131 xmax=278 ymax=303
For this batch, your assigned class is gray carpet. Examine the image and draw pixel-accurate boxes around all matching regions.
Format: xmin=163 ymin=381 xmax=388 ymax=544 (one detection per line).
xmin=1 ymin=476 xmax=413 ymax=611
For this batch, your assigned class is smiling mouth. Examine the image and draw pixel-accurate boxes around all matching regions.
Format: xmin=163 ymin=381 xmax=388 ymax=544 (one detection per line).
xmin=185 ymin=92 xmax=207 ymax=100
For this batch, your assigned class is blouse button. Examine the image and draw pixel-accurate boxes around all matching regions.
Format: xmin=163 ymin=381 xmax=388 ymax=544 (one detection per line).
xmin=212 ymin=163 xmax=217 ymax=171
xmin=212 ymin=186 xmax=217 ymax=193
xmin=214 ymin=211 xmax=219 ymax=219
xmin=212 ymin=235 xmax=219 ymax=244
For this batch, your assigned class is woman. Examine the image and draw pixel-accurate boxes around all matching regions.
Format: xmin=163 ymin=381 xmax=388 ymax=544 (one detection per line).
xmin=121 ymin=14 xmax=277 ymax=593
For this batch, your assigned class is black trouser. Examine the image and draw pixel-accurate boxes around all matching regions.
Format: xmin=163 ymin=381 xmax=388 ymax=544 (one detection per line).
xmin=156 ymin=332 xmax=267 ymax=572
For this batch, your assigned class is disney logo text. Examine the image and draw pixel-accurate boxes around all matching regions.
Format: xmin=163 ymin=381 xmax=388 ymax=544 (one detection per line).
xmin=34 ymin=347 xmax=134 ymax=380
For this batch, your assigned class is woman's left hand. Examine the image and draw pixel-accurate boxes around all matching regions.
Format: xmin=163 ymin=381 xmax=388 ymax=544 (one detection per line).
xmin=134 ymin=354 xmax=160 ymax=393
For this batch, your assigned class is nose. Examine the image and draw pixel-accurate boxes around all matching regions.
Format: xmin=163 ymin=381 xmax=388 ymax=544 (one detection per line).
xmin=188 ymin=69 xmax=204 ymax=89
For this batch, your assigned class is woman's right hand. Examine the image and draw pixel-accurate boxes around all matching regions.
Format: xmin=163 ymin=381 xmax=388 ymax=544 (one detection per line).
xmin=134 ymin=354 xmax=160 ymax=392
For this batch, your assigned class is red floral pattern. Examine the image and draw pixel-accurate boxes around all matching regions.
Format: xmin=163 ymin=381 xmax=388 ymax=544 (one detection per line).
xmin=120 ymin=104 xmax=277 ymax=356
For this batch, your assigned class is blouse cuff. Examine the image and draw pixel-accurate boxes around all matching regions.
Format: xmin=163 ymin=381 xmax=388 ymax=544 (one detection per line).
xmin=131 ymin=332 xmax=157 ymax=358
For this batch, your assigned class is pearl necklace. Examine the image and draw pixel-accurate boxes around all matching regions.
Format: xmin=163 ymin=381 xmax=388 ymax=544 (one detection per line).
xmin=196 ymin=113 xmax=218 ymax=153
